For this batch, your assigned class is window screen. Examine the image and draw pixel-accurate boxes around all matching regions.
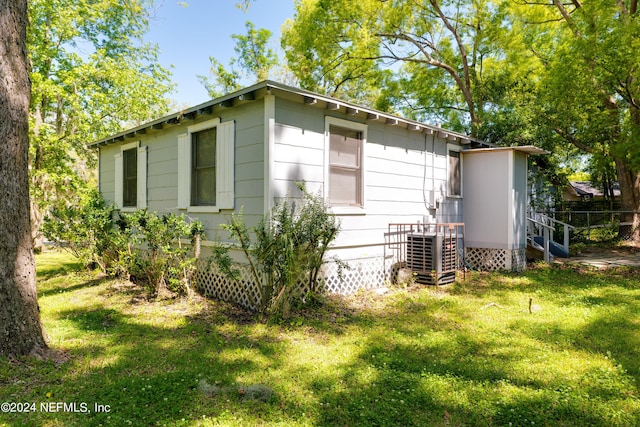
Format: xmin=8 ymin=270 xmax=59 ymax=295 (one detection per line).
xmin=122 ymin=148 xmax=137 ymax=207
xmin=448 ymin=150 xmax=461 ymax=197
xmin=329 ymin=125 xmax=362 ymax=206
xmin=191 ymin=127 xmax=217 ymax=205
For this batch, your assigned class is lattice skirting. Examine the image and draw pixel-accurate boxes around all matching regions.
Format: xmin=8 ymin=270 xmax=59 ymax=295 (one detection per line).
xmin=195 ymin=260 xmax=263 ymax=310
xmin=465 ymin=247 xmax=526 ymax=272
xmin=195 ymin=249 xmax=526 ymax=309
xmin=195 ymin=256 xmax=395 ymax=310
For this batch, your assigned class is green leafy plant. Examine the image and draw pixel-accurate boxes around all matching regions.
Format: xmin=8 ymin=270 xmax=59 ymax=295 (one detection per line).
xmin=124 ymin=210 xmax=205 ymax=297
xmin=43 ymin=190 xmax=205 ymax=297
xmin=213 ymin=182 xmax=343 ymax=315
xmin=42 ymin=188 xmax=123 ymax=274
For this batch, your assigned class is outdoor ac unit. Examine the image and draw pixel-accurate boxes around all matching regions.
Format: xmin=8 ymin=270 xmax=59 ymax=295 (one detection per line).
xmin=406 ymin=233 xmax=457 ymax=285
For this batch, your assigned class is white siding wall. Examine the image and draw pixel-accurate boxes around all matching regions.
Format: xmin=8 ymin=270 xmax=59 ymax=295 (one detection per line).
xmin=463 ymin=149 xmax=530 ymax=250
xmin=99 ymin=94 xmax=466 ymax=263
xmin=273 ymin=98 xmax=462 ymax=261
xmin=463 ymin=150 xmax=509 ymax=249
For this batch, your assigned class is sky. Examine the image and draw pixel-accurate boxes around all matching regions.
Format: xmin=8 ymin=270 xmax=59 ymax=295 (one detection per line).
xmin=145 ymin=0 xmax=296 ymax=108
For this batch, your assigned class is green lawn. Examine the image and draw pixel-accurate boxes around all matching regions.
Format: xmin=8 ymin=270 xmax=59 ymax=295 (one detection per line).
xmin=1 ymin=250 xmax=640 ymax=426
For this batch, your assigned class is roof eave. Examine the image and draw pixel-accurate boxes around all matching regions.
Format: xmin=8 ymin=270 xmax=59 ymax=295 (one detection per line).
xmin=88 ymin=80 xmax=494 ymax=149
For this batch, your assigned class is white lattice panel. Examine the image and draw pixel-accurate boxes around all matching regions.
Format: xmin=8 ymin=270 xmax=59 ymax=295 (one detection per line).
xmin=195 ymin=260 xmax=262 ymax=310
xmin=465 ymin=247 xmax=526 ymax=272
xmin=195 ymin=256 xmax=394 ymax=309
xmin=196 ymin=249 xmax=527 ymax=310
xmin=320 ymin=256 xmax=392 ymax=295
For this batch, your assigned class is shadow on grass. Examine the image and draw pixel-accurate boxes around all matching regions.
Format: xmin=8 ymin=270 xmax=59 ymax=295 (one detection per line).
xmin=36 ymin=255 xmax=84 ymax=281
xmin=2 ymin=262 xmax=640 ymax=426
xmin=1 ymin=310 xmax=281 ymax=426
xmin=38 ymin=277 xmax=108 ymax=298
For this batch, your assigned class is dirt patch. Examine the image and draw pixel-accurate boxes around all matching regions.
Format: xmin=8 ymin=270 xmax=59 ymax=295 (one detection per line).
xmin=559 ymin=243 xmax=640 ymax=269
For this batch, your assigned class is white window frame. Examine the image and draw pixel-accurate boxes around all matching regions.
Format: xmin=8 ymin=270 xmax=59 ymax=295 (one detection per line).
xmin=324 ymin=116 xmax=367 ymax=215
xmin=114 ymin=140 xmax=147 ymax=211
xmin=447 ymin=143 xmax=463 ymax=199
xmin=177 ymin=117 xmax=235 ymax=213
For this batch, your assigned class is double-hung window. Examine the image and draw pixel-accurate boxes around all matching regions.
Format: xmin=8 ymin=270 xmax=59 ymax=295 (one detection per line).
xmin=177 ymin=118 xmax=235 ymax=212
xmin=325 ymin=117 xmax=367 ymax=212
xmin=447 ymin=145 xmax=462 ymax=198
xmin=191 ymin=127 xmax=217 ymax=206
xmin=122 ymin=147 xmax=138 ymax=207
xmin=114 ymin=141 xmax=147 ymax=210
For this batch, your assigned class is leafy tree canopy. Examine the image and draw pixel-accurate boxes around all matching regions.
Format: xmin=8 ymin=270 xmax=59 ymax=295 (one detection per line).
xmin=281 ymin=0 xmax=540 ymax=136
xmin=28 ymin=0 xmax=174 ymax=245
xmin=198 ymin=21 xmax=278 ymax=98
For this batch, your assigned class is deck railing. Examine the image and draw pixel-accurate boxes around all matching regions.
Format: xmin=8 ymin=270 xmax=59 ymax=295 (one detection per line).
xmin=527 ymin=212 xmax=574 ymax=262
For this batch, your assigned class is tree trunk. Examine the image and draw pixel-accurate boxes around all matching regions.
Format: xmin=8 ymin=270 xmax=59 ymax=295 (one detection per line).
xmin=0 ymin=0 xmax=49 ymax=357
xmin=614 ymin=158 xmax=640 ymax=242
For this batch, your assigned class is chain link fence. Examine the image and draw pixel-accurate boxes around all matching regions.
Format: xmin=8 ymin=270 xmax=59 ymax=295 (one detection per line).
xmin=544 ymin=210 xmax=638 ymax=242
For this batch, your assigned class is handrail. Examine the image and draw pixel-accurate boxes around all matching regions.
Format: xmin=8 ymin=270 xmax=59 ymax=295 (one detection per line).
xmin=527 ymin=217 xmax=553 ymax=230
xmin=527 ymin=212 xmax=575 ymax=263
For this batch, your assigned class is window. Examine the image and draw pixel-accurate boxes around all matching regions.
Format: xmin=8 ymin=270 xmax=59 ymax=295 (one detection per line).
xmin=191 ymin=127 xmax=217 ymax=206
xmin=177 ymin=118 xmax=235 ymax=212
xmin=122 ymin=147 xmax=138 ymax=207
xmin=329 ymin=126 xmax=363 ymax=206
xmin=448 ymin=147 xmax=462 ymax=198
xmin=114 ymin=141 xmax=147 ymax=210
xmin=325 ymin=117 xmax=367 ymax=211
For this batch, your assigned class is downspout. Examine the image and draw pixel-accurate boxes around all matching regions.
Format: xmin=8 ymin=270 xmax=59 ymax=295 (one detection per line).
xmin=97 ymin=147 xmax=101 ymax=194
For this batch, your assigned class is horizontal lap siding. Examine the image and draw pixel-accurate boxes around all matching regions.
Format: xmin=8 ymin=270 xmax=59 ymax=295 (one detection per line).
xmin=146 ymin=132 xmax=178 ymax=209
xmin=331 ymin=122 xmax=450 ymax=257
xmin=99 ymin=144 xmax=118 ymax=203
xmin=234 ymin=110 xmax=265 ymax=230
xmin=273 ymin=101 xmax=325 ymax=199
xmin=98 ymin=100 xmax=265 ymax=243
xmin=271 ymin=99 xmax=460 ymax=261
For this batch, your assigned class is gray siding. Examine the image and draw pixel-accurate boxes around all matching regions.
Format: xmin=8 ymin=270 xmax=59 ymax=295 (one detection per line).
xmin=273 ymin=97 xmax=461 ymax=260
xmin=99 ymin=92 xmax=467 ymax=261
xmin=98 ymin=100 xmax=266 ymax=242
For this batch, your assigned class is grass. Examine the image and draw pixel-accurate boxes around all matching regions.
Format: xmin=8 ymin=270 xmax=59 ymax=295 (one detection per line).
xmin=1 ymin=251 xmax=640 ymax=426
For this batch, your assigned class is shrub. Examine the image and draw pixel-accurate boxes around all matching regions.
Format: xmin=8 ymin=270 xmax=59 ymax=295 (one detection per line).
xmin=43 ymin=190 xmax=205 ymax=297
xmin=124 ymin=210 xmax=205 ymax=297
xmin=42 ymin=188 xmax=123 ymax=274
xmin=213 ymin=182 xmax=344 ymax=315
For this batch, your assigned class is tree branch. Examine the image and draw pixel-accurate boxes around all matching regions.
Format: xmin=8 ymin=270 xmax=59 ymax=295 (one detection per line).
xmin=552 ymin=0 xmax=581 ymax=36
xmin=429 ymin=0 xmax=477 ymax=125
xmin=553 ymin=127 xmax=594 ymax=153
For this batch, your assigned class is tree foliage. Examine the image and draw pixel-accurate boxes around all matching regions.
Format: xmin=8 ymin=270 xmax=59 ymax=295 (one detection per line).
xmin=43 ymin=190 xmax=205 ymax=297
xmin=282 ymin=0 xmax=538 ymax=135
xmin=27 ymin=0 xmax=174 ymax=247
xmin=282 ymin=0 xmax=640 ymax=240
xmin=199 ymin=21 xmax=278 ymax=98
xmin=508 ymin=0 xmax=640 ymax=239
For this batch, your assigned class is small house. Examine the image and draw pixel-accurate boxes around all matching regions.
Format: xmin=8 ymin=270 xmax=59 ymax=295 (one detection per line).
xmin=564 ymin=181 xmax=620 ymax=202
xmin=90 ymin=81 xmax=544 ymax=305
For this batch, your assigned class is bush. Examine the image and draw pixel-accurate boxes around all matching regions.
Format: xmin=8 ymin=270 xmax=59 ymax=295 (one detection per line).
xmin=43 ymin=190 xmax=205 ymax=297
xmin=123 ymin=210 xmax=205 ymax=296
xmin=42 ymin=189 xmax=123 ymax=274
xmin=213 ymin=182 xmax=344 ymax=315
